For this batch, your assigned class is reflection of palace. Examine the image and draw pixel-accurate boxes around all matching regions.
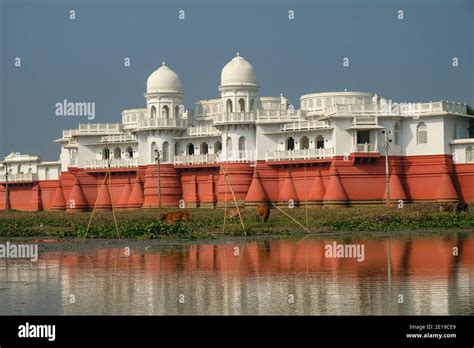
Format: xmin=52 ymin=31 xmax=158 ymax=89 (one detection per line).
xmin=1 ymin=53 xmax=474 ymax=211
xmin=15 ymin=238 xmax=470 ymax=315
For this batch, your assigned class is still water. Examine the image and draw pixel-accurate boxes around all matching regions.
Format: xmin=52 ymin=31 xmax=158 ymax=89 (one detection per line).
xmin=0 ymin=235 xmax=473 ymax=315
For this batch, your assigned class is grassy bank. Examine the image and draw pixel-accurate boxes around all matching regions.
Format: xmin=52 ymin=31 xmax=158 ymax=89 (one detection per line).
xmin=0 ymin=203 xmax=473 ymax=239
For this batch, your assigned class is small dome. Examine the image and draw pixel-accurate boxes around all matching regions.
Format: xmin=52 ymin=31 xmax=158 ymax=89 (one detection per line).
xmin=220 ymin=53 xmax=257 ymax=87
xmin=146 ymin=62 xmax=182 ymax=94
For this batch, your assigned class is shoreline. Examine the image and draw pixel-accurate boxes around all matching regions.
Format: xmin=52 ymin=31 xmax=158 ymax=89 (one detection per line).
xmin=0 ymin=204 xmax=473 ymax=240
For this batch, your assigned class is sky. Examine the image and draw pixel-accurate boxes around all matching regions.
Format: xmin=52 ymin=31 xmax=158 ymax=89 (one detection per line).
xmin=0 ymin=0 xmax=473 ymax=160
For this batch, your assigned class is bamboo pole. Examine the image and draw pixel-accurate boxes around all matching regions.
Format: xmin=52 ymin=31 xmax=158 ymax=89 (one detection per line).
xmin=225 ymin=173 xmax=246 ymax=235
xmin=270 ymin=202 xmax=311 ymax=233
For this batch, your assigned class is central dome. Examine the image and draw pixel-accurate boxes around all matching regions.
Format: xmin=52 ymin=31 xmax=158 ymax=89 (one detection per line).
xmin=147 ymin=62 xmax=182 ymax=94
xmin=220 ymin=53 xmax=257 ymax=87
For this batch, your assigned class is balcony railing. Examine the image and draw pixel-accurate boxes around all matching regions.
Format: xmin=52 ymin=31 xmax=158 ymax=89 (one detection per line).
xmin=257 ymin=109 xmax=303 ymax=122
xmin=137 ymin=118 xmax=187 ymax=130
xmin=174 ymin=150 xmax=256 ymax=165
xmin=121 ymin=109 xmax=147 ymax=126
xmin=100 ymin=134 xmax=138 ymax=143
xmin=63 ymin=123 xmax=122 ymax=138
xmin=0 ymin=173 xmax=37 ymax=183
xmin=281 ymin=120 xmax=331 ymax=132
xmin=353 ymin=143 xmax=378 ymax=153
xmin=84 ymin=158 xmax=139 ymax=169
xmin=325 ymin=101 xmax=467 ymax=117
xmin=174 ymin=154 xmax=219 ymax=165
xmin=187 ymin=125 xmax=221 ymax=137
xmin=265 ymin=148 xmax=334 ymax=161
xmin=213 ymin=112 xmax=256 ymax=125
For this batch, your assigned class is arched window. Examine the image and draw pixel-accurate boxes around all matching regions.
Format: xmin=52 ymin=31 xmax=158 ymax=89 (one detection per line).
xmin=151 ymin=142 xmax=157 ymax=162
xmin=17 ymin=164 xmax=22 ymax=174
xmin=417 ymin=122 xmax=427 ymax=144
xmin=250 ymin=99 xmax=255 ymax=112
xmin=162 ymin=141 xmax=169 ymax=162
xmin=300 ymin=136 xmax=309 ymax=150
xmin=200 ymin=142 xmax=209 ymax=155
xmin=175 ymin=105 xmax=180 ymax=118
xmin=238 ymin=136 xmax=246 ymax=159
xmin=466 ymin=146 xmax=473 ymax=163
xmin=454 ymin=122 xmax=459 ymax=139
xmin=316 ymin=135 xmax=325 ymax=149
xmin=286 ymin=137 xmax=295 ymax=151
xmin=126 ymin=147 xmax=133 ymax=159
xmin=45 ymin=167 xmax=50 ymax=180
xmin=394 ymin=122 xmax=400 ymax=145
xmin=162 ymin=105 xmax=169 ymax=118
xmin=175 ymin=142 xmax=179 ymax=156
xmin=102 ymin=147 xmax=110 ymax=160
xmin=226 ymin=136 xmax=232 ymax=152
xmin=214 ymin=141 xmax=222 ymax=154
xmin=150 ymin=106 xmax=156 ymax=119
xmin=28 ymin=168 xmax=32 ymax=174
xmin=187 ymin=143 xmax=194 ymax=155
xmin=226 ymin=99 xmax=233 ymax=113
xmin=114 ymin=147 xmax=121 ymax=159
xmin=238 ymin=98 xmax=245 ymax=112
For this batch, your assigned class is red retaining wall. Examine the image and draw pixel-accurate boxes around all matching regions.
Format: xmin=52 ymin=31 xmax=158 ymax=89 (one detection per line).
xmin=1 ymin=155 xmax=473 ymax=211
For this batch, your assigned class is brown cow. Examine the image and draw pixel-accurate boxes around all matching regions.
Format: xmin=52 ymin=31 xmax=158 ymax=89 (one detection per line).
xmin=439 ymin=203 xmax=453 ymax=212
xmin=226 ymin=208 xmax=240 ymax=221
xmin=256 ymin=203 xmax=270 ymax=222
xmin=158 ymin=211 xmax=191 ymax=224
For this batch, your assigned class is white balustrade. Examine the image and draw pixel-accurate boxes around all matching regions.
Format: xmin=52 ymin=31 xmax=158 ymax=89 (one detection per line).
xmin=84 ymin=158 xmax=139 ymax=169
xmin=325 ymin=101 xmax=467 ymax=117
xmin=213 ymin=112 xmax=256 ymax=124
xmin=265 ymin=148 xmax=334 ymax=161
xmin=187 ymin=125 xmax=221 ymax=137
xmin=281 ymin=120 xmax=330 ymax=132
xmin=137 ymin=118 xmax=186 ymax=129
xmin=353 ymin=143 xmax=378 ymax=153
xmin=100 ymin=134 xmax=138 ymax=143
xmin=0 ymin=173 xmax=37 ymax=182
xmin=174 ymin=154 xmax=219 ymax=165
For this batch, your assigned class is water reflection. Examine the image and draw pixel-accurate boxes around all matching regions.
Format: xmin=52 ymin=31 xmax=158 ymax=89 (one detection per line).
xmin=0 ymin=236 xmax=473 ymax=315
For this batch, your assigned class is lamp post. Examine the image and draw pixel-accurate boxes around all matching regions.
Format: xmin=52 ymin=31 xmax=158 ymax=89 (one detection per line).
xmin=382 ymin=130 xmax=392 ymax=206
xmin=4 ymin=163 xmax=10 ymax=211
xmin=154 ymin=148 xmax=162 ymax=211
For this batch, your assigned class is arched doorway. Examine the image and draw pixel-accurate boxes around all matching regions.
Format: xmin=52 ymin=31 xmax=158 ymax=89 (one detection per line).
xmin=162 ymin=105 xmax=169 ymax=118
xmin=200 ymin=142 xmax=209 ymax=155
xmin=226 ymin=99 xmax=233 ymax=113
xmin=214 ymin=141 xmax=222 ymax=154
xmin=316 ymin=135 xmax=325 ymax=149
xmin=162 ymin=141 xmax=169 ymax=162
xmin=238 ymin=136 xmax=245 ymax=159
xmin=187 ymin=143 xmax=194 ymax=155
xmin=102 ymin=147 xmax=110 ymax=160
xmin=238 ymin=98 xmax=245 ymax=112
xmin=300 ymin=136 xmax=309 ymax=150
xmin=114 ymin=147 xmax=121 ymax=159
xmin=286 ymin=137 xmax=295 ymax=151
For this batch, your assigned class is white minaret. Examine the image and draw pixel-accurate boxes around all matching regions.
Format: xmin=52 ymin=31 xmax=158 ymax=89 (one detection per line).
xmin=145 ymin=62 xmax=184 ymax=119
xmin=217 ymin=53 xmax=259 ymax=161
xmin=139 ymin=62 xmax=186 ymax=164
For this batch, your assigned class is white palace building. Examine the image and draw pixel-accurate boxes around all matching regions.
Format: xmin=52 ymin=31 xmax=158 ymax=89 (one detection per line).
xmin=1 ymin=53 xmax=474 ymax=211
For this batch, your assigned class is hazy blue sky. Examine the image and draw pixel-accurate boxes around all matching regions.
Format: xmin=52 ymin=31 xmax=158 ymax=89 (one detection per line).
xmin=1 ymin=0 xmax=473 ymax=160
